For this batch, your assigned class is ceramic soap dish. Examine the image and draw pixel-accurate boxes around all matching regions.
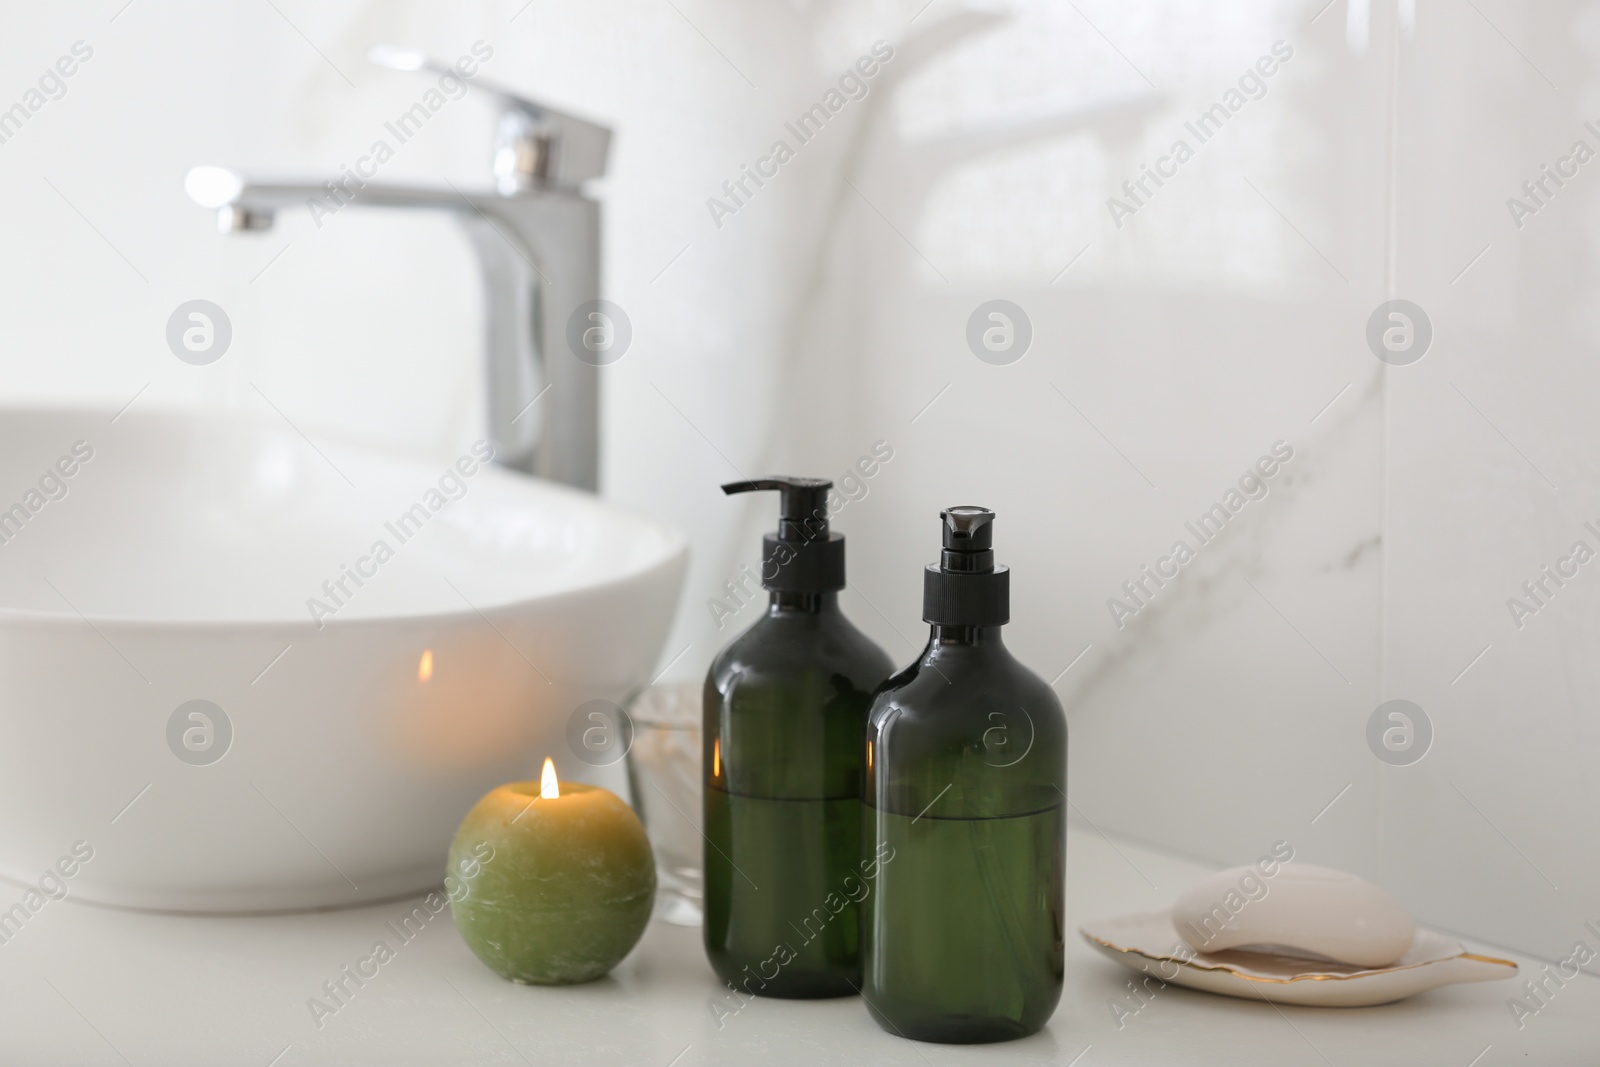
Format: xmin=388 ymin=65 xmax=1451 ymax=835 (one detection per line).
xmin=1080 ymin=912 xmax=1518 ymax=1007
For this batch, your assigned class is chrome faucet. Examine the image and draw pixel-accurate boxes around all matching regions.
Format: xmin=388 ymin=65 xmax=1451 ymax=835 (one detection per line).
xmin=185 ymin=46 xmax=610 ymax=489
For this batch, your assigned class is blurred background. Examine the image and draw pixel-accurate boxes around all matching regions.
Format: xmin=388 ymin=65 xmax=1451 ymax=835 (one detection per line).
xmin=2 ymin=0 xmax=1594 ymax=965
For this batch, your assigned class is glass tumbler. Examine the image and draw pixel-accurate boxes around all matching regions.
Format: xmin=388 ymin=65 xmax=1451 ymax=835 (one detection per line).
xmin=625 ymin=682 xmax=704 ymax=925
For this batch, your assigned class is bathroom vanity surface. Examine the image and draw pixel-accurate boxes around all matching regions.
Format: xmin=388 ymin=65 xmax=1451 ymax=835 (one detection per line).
xmin=1 ymin=826 xmax=1589 ymax=1065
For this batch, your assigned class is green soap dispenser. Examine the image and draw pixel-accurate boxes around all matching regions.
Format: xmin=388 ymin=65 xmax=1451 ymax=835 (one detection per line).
xmin=862 ymin=506 xmax=1066 ymax=1043
xmin=703 ymin=477 xmax=894 ymax=999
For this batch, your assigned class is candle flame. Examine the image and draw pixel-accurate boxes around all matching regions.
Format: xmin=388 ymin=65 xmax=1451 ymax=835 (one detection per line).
xmin=540 ymin=757 xmax=560 ymax=799
xmin=712 ymin=738 xmax=720 ymax=778
xmin=866 ymin=739 xmax=873 ymax=770
xmin=417 ymin=649 xmax=433 ymax=683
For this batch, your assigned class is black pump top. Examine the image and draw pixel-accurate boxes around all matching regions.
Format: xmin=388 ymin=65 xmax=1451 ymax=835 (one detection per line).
xmin=724 ymin=477 xmax=846 ymax=593
xmin=940 ymin=506 xmax=995 ymax=572
xmin=923 ymin=506 xmax=1010 ymax=626
xmin=723 ymin=477 xmax=832 ymax=540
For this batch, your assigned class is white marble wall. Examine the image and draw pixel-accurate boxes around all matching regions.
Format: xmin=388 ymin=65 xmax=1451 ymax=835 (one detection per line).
xmin=1381 ymin=0 xmax=1600 ymax=964
xmin=812 ymin=0 xmax=1395 ymax=916
xmin=797 ymin=0 xmax=1595 ymax=965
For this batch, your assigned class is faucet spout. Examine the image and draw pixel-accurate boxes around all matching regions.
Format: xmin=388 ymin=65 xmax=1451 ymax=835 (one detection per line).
xmin=184 ymin=166 xmax=601 ymax=489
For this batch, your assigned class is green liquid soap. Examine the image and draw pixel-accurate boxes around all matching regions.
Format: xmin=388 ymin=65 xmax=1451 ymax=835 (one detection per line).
xmin=863 ymin=805 xmax=1065 ymax=1043
xmin=703 ymin=789 xmax=864 ymax=997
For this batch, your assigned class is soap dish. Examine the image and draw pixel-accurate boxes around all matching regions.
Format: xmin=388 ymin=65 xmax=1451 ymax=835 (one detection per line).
xmin=1080 ymin=912 xmax=1518 ymax=1007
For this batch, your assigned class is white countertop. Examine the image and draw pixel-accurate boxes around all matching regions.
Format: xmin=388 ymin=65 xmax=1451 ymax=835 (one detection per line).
xmin=1 ymin=825 xmax=1589 ymax=1066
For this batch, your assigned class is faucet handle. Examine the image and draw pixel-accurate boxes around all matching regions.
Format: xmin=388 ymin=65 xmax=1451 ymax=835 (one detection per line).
xmin=369 ymin=45 xmax=611 ymax=193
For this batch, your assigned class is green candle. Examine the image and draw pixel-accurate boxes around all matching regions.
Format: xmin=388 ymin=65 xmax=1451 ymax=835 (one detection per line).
xmin=448 ymin=758 xmax=656 ymax=984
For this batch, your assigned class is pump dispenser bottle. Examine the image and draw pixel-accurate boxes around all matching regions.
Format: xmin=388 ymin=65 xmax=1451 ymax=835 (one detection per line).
xmin=862 ymin=507 xmax=1066 ymax=1043
xmin=703 ymin=477 xmax=894 ymax=998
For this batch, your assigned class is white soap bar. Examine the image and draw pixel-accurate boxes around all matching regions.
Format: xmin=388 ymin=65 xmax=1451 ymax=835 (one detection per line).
xmin=1172 ymin=863 xmax=1414 ymax=968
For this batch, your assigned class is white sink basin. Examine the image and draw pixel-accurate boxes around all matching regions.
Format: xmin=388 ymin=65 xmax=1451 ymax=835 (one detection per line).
xmin=0 ymin=408 xmax=686 ymax=912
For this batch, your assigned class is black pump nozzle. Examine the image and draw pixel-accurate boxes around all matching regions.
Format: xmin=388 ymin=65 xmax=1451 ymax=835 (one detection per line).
xmin=724 ymin=476 xmax=845 ymax=593
xmin=723 ymin=477 xmax=832 ymax=542
xmin=924 ymin=505 xmax=1009 ymax=626
xmin=940 ymin=506 xmax=995 ymax=573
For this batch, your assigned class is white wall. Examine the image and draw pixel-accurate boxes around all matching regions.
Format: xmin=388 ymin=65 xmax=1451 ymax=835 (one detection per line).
xmin=1 ymin=0 xmax=1594 ymax=962
xmin=1382 ymin=0 xmax=1600 ymax=964
xmin=809 ymin=0 xmax=1597 ymax=965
